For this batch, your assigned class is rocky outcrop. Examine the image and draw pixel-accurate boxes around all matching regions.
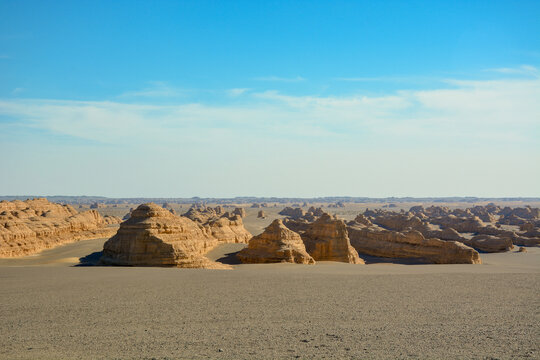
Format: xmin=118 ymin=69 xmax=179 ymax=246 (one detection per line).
xmin=204 ymin=215 xmax=252 ymax=244
xmin=278 ymin=207 xmax=305 ymax=219
xmin=232 ymin=207 xmax=246 ymax=218
xmin=237 ymin=219 xmax=315 ymax=264
xmin=301 ymin=214 xmax=364 ymax=264
xmin=465 ymin=235 xmax=514 ymax=253
xmin=347 ymin=225 xmax=481 ymax=264
xmin=257 ymin=210 xmax=266 ymax=219
xmin=0 ymin=198 xmax=119 ymax=257
xmin=100 ymin=203 xmax=228 ymax=268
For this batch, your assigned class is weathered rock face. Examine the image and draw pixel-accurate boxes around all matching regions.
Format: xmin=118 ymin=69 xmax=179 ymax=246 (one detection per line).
xmin=257 ymin=210 xmax=266 ymax=219
xmin=347 ymin=225 xmax=481 ymax=264
xmin=101 ymin=203 xmax=228 ymax=268
xmin=465 ymin=235 xmax=514 ymax=253
xmin=0 ymin=198 xmax=120 ymax=257
xmin=232 ymin=207 xmax=246 ymax=218
xmin=301 ymin=214 xmax=364 ymax=264
xmin=278 ymin=207 xmax=305 ymax=219
xmin=237 ymin=219 xmax=315 ymax=264
xmin=204 ymin=215 xmax=252 ymax=244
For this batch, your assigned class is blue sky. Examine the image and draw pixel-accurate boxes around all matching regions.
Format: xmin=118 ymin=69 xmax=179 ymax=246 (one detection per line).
xmin=1 ymin=0 xmax=539 ymax=197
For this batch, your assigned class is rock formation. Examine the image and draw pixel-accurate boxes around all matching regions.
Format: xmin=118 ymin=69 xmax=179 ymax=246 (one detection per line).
xmin=347 ymin=225 xmax=481 ymax=264
xmin=100 ymin=203 xmax=229 ymax=268
xmin=232 ymin=207 xmax=246 ymax=218
xmin=301 ymin=214 xmax=364 ymax=264
xmin=257 ymin=210 xmax=266 ymax=219
xmin=237 ymin=219 xmax=315 ymax=264
xmin=278 ymin=207 xmax=305 ymax=219
xmin=0 ymin=198 xmax=120 ymax=257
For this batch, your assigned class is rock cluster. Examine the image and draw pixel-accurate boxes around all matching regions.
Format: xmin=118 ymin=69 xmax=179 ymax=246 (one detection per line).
xmin=361 ymin=204 xmax=539 ymax=253
xmin=101 ymin=203 xmax=252 ymax=268
xmin=0 ymin=198 xmax=121 ymax=257
xmin=101 ymin=204 xmax=227 ymax=268
xmin=237 ymin=219 xmax=314 ymax=264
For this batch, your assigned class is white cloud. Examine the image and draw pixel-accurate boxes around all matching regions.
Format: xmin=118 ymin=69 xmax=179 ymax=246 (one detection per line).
xmin=253 ymin=76 xmax=305 ymax=82
xmin=226 ymin=88 xmax=250 ymax=97
xmin=119 ymin=81 xmax=187 ymax=98
xmin=485 ymin=64 xmax=539 ymax=77
xmin=1 ymin=67 xmax=539 ymax=197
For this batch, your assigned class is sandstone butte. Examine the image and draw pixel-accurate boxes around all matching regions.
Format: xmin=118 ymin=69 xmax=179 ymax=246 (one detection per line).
xmin=0 ymin=198 xmax=121 ymax=257
xmin=237 ymin=219 xmax=315 ymax=264
xmin=100 ymin=203 xmax=251 ymax=268
xmin=301 ymin=213 xmax=364 ymax=264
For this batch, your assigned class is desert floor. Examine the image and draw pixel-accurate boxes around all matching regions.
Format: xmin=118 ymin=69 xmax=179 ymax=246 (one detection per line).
xmin=1 ymin=202 xmax=539 ymax=359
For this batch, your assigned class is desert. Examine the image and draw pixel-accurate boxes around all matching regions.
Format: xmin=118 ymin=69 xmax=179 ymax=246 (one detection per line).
xmin=1 ymin=197 xmax=539 ymax=359
xmin=2 ymin=1 xmax=539 ymax=359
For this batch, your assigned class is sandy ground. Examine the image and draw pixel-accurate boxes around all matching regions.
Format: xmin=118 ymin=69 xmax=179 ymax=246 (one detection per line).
xmin=1 ymin=203 xmax=539 ymax=359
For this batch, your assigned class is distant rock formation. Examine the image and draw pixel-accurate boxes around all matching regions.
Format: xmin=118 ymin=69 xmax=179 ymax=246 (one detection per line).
xmin=0 ymin=198 xmax=120 ymax=257
xmin=237 ymin=219 xmax=315 ymax=264
xmin=257 ymin=210 xmax=266 ymax=219
xmin=278 ymin=207 xmax=305 ymax=219
xmin=233 ymin=207 xmax=246 ymax=218
xmin=301 ymin=213 xmax=364 ymax=264
xmin=100 ymin=203 xmax=229 ymax=268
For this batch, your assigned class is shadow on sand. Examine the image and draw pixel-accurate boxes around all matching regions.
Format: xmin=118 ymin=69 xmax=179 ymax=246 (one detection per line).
xmin=75 ymin=251 xmax=103 ymax=266
xmin=215 ymin=251 xmax=242 ymax=265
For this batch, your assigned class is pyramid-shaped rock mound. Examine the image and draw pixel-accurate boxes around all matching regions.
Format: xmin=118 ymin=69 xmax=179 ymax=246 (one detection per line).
xmin=237 ymin=219 xmax=315 ymax=264
xmin=100 ymin=203 xmax=228 ymax=268
xmin=302 ymin=213 xmax=364 ymax=264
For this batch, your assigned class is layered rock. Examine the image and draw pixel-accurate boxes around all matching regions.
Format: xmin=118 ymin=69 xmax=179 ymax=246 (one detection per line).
xmin=232 ymin=207 xmax=246 ymax=218
xmin=257 ymin=210 xmax=266 ymax=219
xmin=0 ymin=198 xmax=120 ymax=257
xmin=301 ymin=214 xmax=364 ymax=264
xmin=100 ymin=203 xmax=228 ymax=268
xmin=347 ymin=225 xmax=481 ymax=264
xmin=237 ymin=219 xmax=315 ymax=264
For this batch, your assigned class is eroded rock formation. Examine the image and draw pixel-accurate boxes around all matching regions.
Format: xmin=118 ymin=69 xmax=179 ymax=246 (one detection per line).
xmin=237 ymin=219 xmax=314 ymax=264
xmin=301 ymin=214 xmax=364 ymax=264
xmin=0 ymin=198 xmax=120 ymax=257
xmin=101 ymin=203 xmax=229 ymax=268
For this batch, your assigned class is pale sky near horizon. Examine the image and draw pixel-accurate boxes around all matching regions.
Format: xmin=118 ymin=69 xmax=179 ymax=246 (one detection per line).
xmin=1 ymin=0 xmax=539 ymax=198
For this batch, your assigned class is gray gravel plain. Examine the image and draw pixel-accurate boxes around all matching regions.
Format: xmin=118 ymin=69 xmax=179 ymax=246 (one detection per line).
xmin=1 ymin=244 xmax=539 ymax=360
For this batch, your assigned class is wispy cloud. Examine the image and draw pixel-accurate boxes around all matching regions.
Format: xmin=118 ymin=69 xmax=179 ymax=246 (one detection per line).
xmin=119 ymin=81 xmax=187 ymax=98
xmin=485 ymin=64 xmax=539 ymax=77
xmin=0 ymin=55 xmax=11 ymax=59
xmin=11 ymin=88 xmax=24 ymax=95
xmin=1 ymin=66 xmax=538 ymax=148
xmin=253 ymin=76 xmax=305 ymax=82
xmin=226 ymin=88 xmax=250 ymax=97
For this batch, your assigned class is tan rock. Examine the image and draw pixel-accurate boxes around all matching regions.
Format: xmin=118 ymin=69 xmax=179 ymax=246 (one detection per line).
xmin=278 ymin=207 xmax=305 ymax=219
xmin=0 ymin=198 xmax=119 ymax=257
xmin=233 ymin=207 xmax=246 ymax=218
xmin=100 ymin=203 xmax=228 ymax=268
xmin=347 ymin=225 xmax=481 ymax=264
xmin=257 ymin=210 xmax=266 ymax=219
xmin=301 ymin=213 xmax=364 ymax=264
xmin=237 ymin=219 xmax=314 ymax=264
xmin=466 ymin=235 xmax=514 ymax=253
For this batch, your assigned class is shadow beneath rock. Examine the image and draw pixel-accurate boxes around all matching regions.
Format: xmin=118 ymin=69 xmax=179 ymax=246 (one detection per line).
xmin=360 ymin=254 xmax=430 ymax=265
xmin=215 ymin=251 xmax=242 ymax=265
xmin=74 ymin=251 xmax=103 ymax=266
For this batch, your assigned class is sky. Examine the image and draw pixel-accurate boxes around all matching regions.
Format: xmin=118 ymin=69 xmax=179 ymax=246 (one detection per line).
xmin=0 ymin=0 xmax=539 ymax=198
